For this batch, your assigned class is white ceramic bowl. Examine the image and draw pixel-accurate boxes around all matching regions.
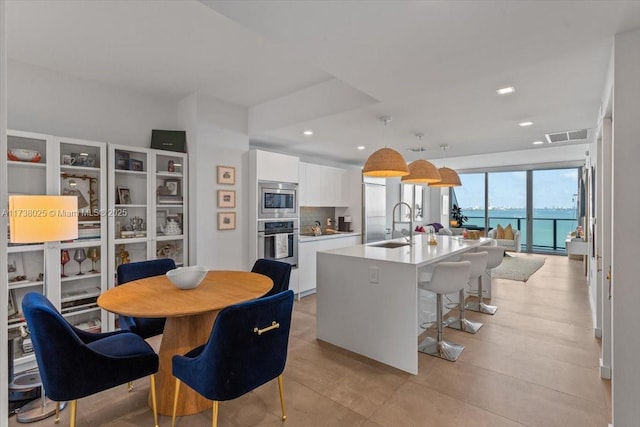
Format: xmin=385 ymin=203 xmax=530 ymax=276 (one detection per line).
xmin=166 ymin=265 xmax=208 ymax=290
xmin=8 ymin=149 xmax=41 ymax=162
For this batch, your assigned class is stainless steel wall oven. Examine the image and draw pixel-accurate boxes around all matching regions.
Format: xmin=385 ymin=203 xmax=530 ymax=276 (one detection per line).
xmin=257 ymin=219 xmax=298 ymax=267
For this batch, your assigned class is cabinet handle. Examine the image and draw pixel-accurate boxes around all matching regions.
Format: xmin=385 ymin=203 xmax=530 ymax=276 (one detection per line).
xmin=607 ymin=266 xmax=612 ymax=300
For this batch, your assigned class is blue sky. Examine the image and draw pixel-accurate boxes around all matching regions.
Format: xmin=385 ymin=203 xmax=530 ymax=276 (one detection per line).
xmin=454 ymin=168 xmax=579 ymax=210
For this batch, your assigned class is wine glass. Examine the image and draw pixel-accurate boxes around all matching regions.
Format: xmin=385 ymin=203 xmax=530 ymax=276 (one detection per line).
xmin=87 ymin=247 xmax=100 ymax=273
xmin=73 ymin=248 xmax=87 ymax=275
xmin=60 ymin=250 xmax=70 ymax=277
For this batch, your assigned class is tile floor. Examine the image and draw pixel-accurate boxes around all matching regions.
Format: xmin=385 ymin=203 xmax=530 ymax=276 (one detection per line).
xmin=9 ymin=254 xmax=610 ymax=426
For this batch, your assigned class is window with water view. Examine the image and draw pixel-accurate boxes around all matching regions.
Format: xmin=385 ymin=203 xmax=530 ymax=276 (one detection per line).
xmin=453 ymin=168 xmax=580 ymax=252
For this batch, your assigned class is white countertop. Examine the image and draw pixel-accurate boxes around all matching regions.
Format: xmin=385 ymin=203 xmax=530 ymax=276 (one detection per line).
xmin=319 ymin=234 xmax=492 ymax=266
xmin=299 ymin=232 xmax=361 ymax=243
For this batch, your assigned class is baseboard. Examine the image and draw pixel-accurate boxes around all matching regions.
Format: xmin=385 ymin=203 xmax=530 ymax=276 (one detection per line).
xmin=600 ymin=357 xmax=611 ymax=379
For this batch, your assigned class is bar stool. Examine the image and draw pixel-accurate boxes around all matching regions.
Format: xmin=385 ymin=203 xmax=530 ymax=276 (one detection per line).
xmin=445 ymin=252 xmax=486 ymax=333
xmin=418 ymin=260 xmax=471 ymax=362
xmin=466 ymin=247 xmax=501 ymax=315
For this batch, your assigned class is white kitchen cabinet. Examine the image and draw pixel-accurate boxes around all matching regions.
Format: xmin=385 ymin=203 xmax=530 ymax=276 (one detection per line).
xmin=252 ymin=149 xmax=299 ymax=183
xmin=300 ymin=162 xmax=350 ymax=207
xmin=298 ymin=235 xmax=360 ymax=296
xmin=298 ymin=162 xmax=307 ymax=206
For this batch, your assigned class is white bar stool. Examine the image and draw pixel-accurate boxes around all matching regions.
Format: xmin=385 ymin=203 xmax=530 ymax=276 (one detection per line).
xmin=418 ymin=260 xmax=471 ymax=362
xmin=445 ymin=252 xmax=486 ymax=333
xmin=466 ymin=247 xmax=503 ymax=315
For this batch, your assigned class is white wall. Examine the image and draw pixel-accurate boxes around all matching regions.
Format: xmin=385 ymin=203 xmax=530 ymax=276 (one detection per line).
xmin=178 ymin=93 xmax=250 ymax=270
xmin=8 ymin=61 xmax=179 ymax=146
xmin=611 ymin=27 xmax=640 ymax=427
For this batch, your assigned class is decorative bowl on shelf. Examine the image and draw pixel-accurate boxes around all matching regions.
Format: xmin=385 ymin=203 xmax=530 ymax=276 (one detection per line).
xmin=166 ymin=265 xmax=208 ymax=290
xmin=8 ymin=149 xmax=42 ymax=163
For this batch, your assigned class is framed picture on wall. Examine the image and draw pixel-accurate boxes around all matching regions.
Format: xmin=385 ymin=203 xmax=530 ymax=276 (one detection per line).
xmin=218 ymin=212 xmax=236 ymax=230
xmin=217 ymin=166 xmax=235 ymax=185
xmin=217 ymin=190 xmax=236 ymax=208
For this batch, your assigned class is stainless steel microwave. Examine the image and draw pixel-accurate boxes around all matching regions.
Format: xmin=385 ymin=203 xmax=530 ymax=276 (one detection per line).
xmin=258 ymin=182 xmax=297 ymax=219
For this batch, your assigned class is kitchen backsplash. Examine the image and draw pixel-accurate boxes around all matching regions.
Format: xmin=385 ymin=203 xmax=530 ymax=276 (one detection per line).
xmin=300 ymin=207 xmax=336 ymax=233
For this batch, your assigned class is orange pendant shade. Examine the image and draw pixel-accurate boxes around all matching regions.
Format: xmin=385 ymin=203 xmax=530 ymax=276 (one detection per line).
xmin=428 ymin=167 xmax=462 ymax=187
xmin=401 ymin=159 xmax=442 ymax=183
xmin=362 ymin=147 xmax=409 ymax=177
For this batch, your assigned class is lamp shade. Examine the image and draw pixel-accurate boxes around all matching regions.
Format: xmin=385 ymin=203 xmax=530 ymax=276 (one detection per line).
xmin=401 ymin=159 xmax=442 ymax=183
xmin=362 ymin=148 xmax=409 ymax=177
xmin=9 ymin=195 xmax=78 ymax=243
xmin=428 ymin=167 xmax=462 ymax=187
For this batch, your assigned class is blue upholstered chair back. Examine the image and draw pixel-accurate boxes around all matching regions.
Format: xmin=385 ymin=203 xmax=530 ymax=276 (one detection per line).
xmin=117 ymin=258 xmax=176 ymax=337
xmin=21 ymin=292 xmax=159 ymax=402
xmin=172 ymin=290 xmax=294 ymax=401
xmin=251 ymin=259 xmax=292 ymax=297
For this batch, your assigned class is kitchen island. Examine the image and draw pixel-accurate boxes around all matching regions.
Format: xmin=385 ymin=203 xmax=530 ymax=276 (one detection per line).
xmin=316 ymin=234 xmax=492 ymax=374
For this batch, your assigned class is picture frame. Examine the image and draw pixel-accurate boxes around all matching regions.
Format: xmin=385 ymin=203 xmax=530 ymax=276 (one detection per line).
xmin=217 ymin=190 xmax=236 ymax=208
xmin=217 ymin=166 xmax=235 ymax=185
xmin=164 ymin=179 xmax=180 ymax=196
xmin=61 ymin=173 xmax=99 ymax=220
xmin=217 ymin=212 xmax=236 ymax=230
xmin=129 ymin=159 xmax=144 ymax=172
xmin=117 ymin=187 xmax=132 ymax=205
xmin=115 ymin=151 xmax=130 ymax=170
xmin=8 ymin=289 xmax=17 ymax=317
xmin=70 ymin=152 xmax=96 ymax=168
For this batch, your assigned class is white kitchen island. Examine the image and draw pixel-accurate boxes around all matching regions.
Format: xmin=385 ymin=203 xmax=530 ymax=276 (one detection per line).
xmin=316 ymin=234 xmax=492 ymax=374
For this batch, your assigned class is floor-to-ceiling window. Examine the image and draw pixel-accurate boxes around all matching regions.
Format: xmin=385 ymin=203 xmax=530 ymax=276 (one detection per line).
xmin=453 ymin=167 xmax=580 ymax=253
xmin=488 ymin=170 xmax=527 ymax=243
xmin=453 ymin=173 xmax=485 ymax=227
xmin=532 ymin=168 xmax=579 ymax=251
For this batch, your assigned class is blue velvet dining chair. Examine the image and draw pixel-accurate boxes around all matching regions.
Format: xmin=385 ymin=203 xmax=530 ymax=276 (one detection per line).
xmin=117 ymin=258 xmax=176 ymax=338
xmin=171 ymin=290 xmax=295 ymax=427
xmin=21 ymin=292 xmax=160 ymax=427
xmin=251 ymin=258 xmax=292 ymax=297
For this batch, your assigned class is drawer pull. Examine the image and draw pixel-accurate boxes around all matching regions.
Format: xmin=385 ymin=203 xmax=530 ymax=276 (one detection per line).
xmin=254 ymin=321 xmax=280 ymax=335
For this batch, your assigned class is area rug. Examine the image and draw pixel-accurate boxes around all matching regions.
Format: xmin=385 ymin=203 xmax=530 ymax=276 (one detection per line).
xmin=491 ymin=256 xmax=546 ymax=282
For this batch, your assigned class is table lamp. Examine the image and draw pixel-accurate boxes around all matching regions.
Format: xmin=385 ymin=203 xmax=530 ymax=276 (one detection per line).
xmin=8 ymin=195 xmax=78 ymax=422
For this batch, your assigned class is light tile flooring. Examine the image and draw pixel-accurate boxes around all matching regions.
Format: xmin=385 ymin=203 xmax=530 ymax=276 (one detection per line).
xmin=9 ymin=254 xmax=610 ymax=426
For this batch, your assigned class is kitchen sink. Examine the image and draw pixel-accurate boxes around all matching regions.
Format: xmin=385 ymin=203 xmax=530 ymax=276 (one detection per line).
xmin=369 ymin=241 xmax=411 ymax=249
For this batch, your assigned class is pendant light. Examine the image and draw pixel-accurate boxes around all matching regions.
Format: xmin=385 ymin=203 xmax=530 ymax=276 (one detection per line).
xmin=428 ymin=145 xmax=462 ymax=187
xmin=362 ymin=117 xmax=409 ymax=177
xmin=401 ymin=134 xmax=442 ymax=184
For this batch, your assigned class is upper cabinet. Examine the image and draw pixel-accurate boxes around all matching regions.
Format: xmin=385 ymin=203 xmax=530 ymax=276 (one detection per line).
xmin=253 ymin=150 xmax=299 ymax=183
xmin=299 ymin=162 xmax=350 ymax=207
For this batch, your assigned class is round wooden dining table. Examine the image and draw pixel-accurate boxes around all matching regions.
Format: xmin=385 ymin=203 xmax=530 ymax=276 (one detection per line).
xmin=97 ymin=270 xmax=273 ymax=416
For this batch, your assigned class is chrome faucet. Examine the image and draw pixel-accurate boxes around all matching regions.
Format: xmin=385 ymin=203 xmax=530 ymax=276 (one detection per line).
xmin=392 ymin=202 xmax=413 ymax=243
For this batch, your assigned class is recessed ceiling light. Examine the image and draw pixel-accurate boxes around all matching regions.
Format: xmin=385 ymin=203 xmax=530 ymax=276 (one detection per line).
xmin=303 ymin=130 xmax=313 ymax=136
xmin=532 ymin=140 xmax=544 ymax=145
xmin=519 ymin=121 xmax=533 ymax=127
xmin=357 ymin=146 xmax=365 ymax=150
xmin=496 ymin=86 xmax=515 ymax=95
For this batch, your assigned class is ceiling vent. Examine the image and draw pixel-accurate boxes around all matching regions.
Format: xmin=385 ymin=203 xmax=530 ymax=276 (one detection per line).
xmin=545 ymin=128 xmax=590 ymax=144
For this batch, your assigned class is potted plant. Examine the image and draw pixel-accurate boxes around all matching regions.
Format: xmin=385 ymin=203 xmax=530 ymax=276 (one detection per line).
xmin=451 ymin=204 xmax=468 ymax=227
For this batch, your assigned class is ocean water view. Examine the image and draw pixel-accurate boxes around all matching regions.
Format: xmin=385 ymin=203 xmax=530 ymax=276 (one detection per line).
xmin=462 ymin=208 xmax=579 ymax=250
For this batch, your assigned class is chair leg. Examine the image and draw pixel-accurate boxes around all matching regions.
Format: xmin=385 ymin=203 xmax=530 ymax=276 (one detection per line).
xmin=418 ymin=293 xmax=465 ymax=361
xmin=171 ymin=379 xmax=181 ymax=427
xmin=466 ymin=276 xmax=497 ymax=314
xmin=150 ymin=375 xmax=159 ymax=427
xmin=69 ymin=400 xmax=77 ymax=427
xmin=212 ymin=400 xmax=219 ymax=427
xmin=277 ymin=375 xmax=287 ymax=420
xmin=127 ymin=381 xmax=133 ymax=392
xmin=55 ymin=401 xmax=61 ymax=423
xmin=445 ymin=288 xmax=483 ymax=333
